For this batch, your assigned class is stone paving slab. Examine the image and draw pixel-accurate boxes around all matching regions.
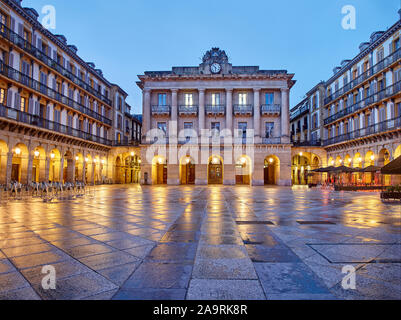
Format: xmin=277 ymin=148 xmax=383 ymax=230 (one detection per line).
xmin=0 ymin=185 xmax=400 ymax=300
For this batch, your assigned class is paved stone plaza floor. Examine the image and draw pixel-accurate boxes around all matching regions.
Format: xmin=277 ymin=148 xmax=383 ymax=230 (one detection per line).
xmin=0 ymin=185 xmax=400 ymax=300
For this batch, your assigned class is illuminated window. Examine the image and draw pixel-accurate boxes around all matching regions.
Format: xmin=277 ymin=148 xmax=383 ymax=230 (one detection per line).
xmin=184 ymin=93 xmax=193 ymax=106
xmin=212 ymin=93 xmax=220 ymax=106
xmin=0 ymin=88 xmax=4 ymax=104
xmin=239 ymin=93 xmax=247 ymax=105
xmin=20 ymin=97 xmax=26 ymax=112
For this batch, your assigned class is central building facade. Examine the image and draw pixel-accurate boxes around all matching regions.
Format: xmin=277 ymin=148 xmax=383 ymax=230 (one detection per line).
xmin=137 ymin=48 xmax=295 ymax=186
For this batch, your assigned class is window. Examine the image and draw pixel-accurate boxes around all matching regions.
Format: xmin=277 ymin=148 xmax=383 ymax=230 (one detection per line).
xmin=20 ymin=97 xmax=27 ymax=112
xmin=117 ymin=115 xmax=122 ymax=130
xmin=312 ymin=95 xmax=317 ymax=110
xmin=238 ymin=122 xmax=247 ymax=138
xmin=157 ymin=122 xmax=167 ymax=133
xmin=0 ymin=12 xmax=6 ymax=33
xmin=394 ymin=38 xmax=400 ymax=52
xmin=343 ymin=75 xmax=348 ymax=86
xmin=116 ymin=133 xmax=121 ymax=143
xmin=184 ymin=93 xmax=193 ymax=106
xmin=54 ymin=109 xmax=60 ymax=123
xmin=0 ymin=88 xmax=4 ymax=104
xmin=265 ymin=122 xmax=274 ymax=138
xmin=265 ymin=93 xmax=274 ymax=105
xmin=184 ymin=122 xmax=193 ymax=142
xmin=212 ymin=93 xmax=220 ymax=106
xmin=395 ymin=68 xmax=401 ymax=83
xmin=158 ymin=93 xmax=167 ymax=106
xmin=377 ymin=48 xmax=384 ymax=62
xmin=211 ymin=122 xmax=220 ymax=137
xmin=239 ymin=93 xmax=247 ymax=105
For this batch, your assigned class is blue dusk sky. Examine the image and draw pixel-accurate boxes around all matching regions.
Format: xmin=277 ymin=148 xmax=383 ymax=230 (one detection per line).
xmin=24 ymin=0 xmax=400 ymax=113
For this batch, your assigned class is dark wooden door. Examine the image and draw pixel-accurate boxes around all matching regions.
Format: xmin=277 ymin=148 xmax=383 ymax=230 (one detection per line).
xmin=208 ymin=164 xmax=222 ymax=184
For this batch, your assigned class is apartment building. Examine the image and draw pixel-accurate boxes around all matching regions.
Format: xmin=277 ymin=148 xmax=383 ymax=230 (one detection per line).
xmin=0 ymin=0 xmax=140 ymax=185
xmin=137 ymin=48 xmax=295 ymax=186
xmin=291 ymin=10 xmax=401 ymax=185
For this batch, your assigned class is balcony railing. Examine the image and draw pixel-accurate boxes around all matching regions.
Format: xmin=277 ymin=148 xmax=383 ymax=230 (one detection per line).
xmin=0 ymin=103 xmax=111 ymax=145
xmin=0 ymin=62 xmax=112 ymax=125
xmin=261 ymin=104 xmax=281 ymax=115
xmin=234 ymin=104 xmax=253 ymax=115
xmin=206 ymin=105 xmax=226 ymax=115
xmin=262 ymin=137 xmax=282 ymax=144
xmin=179 ymin=105 xmax=198 ymax=115
xmin=323 ymin=116 xmax=401 ymax=146
xmin=290 ymin=103 xmax=309 ymax=121
xmin=293 ymin=140 xmax=322 ymax=147
xmin=151 ymin=105 xmax=171 ymax=115
xmin=324 ymin=79 xmax=401 ymax=125
xmin=324 ymin=47 xmax=401 ymax=105
xmin=0 ymin=22 xmax=112 ymax=106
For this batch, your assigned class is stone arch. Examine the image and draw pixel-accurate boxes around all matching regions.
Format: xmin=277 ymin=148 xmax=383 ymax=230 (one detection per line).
xmin=49 ymin=148 xmax=61 ymax=182
xmin=364 ymin=150 xmax=375 ymax=167
xmin=335 ymin=156 xmax=342 ymax=167
xmin=11 ymin=143 xmax=29 ymax=183
xmin=292 ymin=154 xmax=310 ymax=185
xmin=179 ymin=155 xmax=196 ymax=185
xmin=152 ymin=155 xmax=167 ymax=185
xmin=0 ymin=139 xmax=9 ymax=184
xmin=208 ymin=155 xmax=223 ymax=185
xmin=75 ymin=153 xmax=84 ymax=182
xmin=235 ymin=155 xmax=252 ymax=185
xmin=264 ymin=155 xmax=280 ymax=185
xmin=394 ymin=144 xmax=401 ymax=159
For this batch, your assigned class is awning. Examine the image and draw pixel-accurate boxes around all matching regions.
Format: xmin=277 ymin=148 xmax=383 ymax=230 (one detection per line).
xmin=360 ymin=165 xmax=382 ymax=173
xmin=381 ymin=156 xmax=401 ymax=175
xmin=331 ymin=165 xmax=355 ymax=173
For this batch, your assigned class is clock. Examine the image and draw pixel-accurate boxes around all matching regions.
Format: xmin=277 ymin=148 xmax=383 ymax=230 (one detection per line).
xmin=210 ymin=63 xmax=222 ymax=74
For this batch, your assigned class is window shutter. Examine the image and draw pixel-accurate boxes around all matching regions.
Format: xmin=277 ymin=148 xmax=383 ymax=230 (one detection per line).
xmin=28 ymin=98 xmax=33 ymax=114
xmin=52 ymin=78 xmax=56 ymax=90
xmin=10 ymin=18 xmax=15 ymax=32
xmin=34 ymin=101 xmax=39 ymax=115
xmin=6 ymin=89 xmax=13 ymax=107
xmin=389 ymin=42 xmax=393 ymax=55
xmin=37 ymin=38 xmax=42 ymax=51
xmin=32 ymin=34 xmax=36 ymax=48
xmin=9 ymin=53 xmax=14 ymax=68
xmin=18 ymin=23 xmax=23 ymax=36
xmin=53 ymin=50 xmax=57 ymax=61
xmin=62 ymin=83 xmax=65 ymax=95
xmin=14 ymin=93 xmax=20 ymax=109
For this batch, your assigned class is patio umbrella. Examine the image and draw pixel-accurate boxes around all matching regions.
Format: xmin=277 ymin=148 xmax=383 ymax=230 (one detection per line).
xmin=381 ymin=156 xmax=401 ymax=175
xmin=361 ymin=165 xmax=382 ymax=173
xmin=318 ymin=166 xmax=336 ymax=173
xmin=331 ymin=165 xmax=355 ymax=173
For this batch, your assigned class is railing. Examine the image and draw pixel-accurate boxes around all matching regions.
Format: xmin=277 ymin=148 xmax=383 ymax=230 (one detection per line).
xmin=151 ymin=105 xmax=171 ymax=115
xmin=234 ymin=104 xmax=253 ymax=114
xmin=324 ymin=47 xmax=401 ymax=105
xmin=293 ymin=140 xmax=322 ymax=147
xmin=324 ymin=79 xmax=401 ymax=125
xmin=179 ymin=105 xmax=198 ymax=114
xmin=0 ymin=61 xmax=112 ymax=125
xmin=323 ymin=116 xmax=401 ymax=146
xmin=261 ymin=104 xmax=281 ymax=114
xmin=0 ymin=103 xmax=111 ymax=145
xmin=111 ymin=138 xmax=140 ymax=147
xmin=290 ymin=103 xmax=309 ymax=121
xmin=0 ymin=22 xmax=112 ymax=106
xmin=262 ymin=137 xmax=282 ymax=144
xmin=205 ymin=105 xmax=226 ymax=115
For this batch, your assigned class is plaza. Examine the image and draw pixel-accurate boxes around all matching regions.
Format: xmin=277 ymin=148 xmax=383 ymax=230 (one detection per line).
xmin=0 ymin=185 xmax=399 ymax=300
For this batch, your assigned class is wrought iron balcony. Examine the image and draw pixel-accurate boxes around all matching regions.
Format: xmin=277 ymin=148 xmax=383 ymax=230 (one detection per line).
xmin=151 ymin=105 xmax=171 ymax=116
xmin=262 ymin=137 xmax=282 ymax=144
xmin=0 ymin=103 xmax=111 ymax=145
xmin=324 ymin=79 xmax=401 ymax=125
xmin=324 ymin=47 xmax=401 ymax=105
xmin=323 ymin=116 xmax=401 ymax=146
xmin=290 ymin=103 xmax=309 ymax=121
xmin=261 ymin=104 xmax=281 ymax=115
xmin=206 ymin=105 xmax=226 ymax=116
xmin=0 ymin=61 xmax=112 ymax=125
xmin=233 ymin=104 xmax=253 ymax=115
xmin=179 ymin=105 xmax=198 ymax=116
xmin=293 ymin=140 xmax=322 ymax=147
xmin=0 ymin=22 xmax=112 ymax=106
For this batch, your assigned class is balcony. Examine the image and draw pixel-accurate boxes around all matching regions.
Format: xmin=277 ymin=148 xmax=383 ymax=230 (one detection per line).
xmin=206 ymin=105 xmax=225 ymax=116
xmin=0 ymin=104 xmax=111 ymax=145
xmin=0 ymin=23 xmax=112 ymax=106
xmin=179 ymin=105 xmax=198 ymax=116
xmin=323 ymin=116 xmax=401 ymax=146
xmin=0 ymin=61 xmax=112 ymax=125
xmin=233 ymin=105 xmax=253 ymax=116
xmin=290 ymin=103 xmax=309 ymax=121
xmin=261 ymin=104 xmax=281 ymax=116
xmin=324 ymin=79 xmax=401 ymax=126
xmin=262 ymin=137 xmax=282 ymax=144
xmin=324 ymin=47 xmax=401 ymax=105
xmin=293 ymin=140 xmax=322 ymax=147
xmin=151 ymin=105 xmax=170 ymax=116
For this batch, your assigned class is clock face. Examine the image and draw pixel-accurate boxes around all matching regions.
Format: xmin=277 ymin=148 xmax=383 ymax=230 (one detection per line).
xmin=210 ymin=63 xmax=222 ymax=74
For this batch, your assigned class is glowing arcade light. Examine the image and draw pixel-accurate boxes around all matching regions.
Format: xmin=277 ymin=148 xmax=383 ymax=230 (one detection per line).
xmin=186 ymin=157 xmax=191 ymax=164
xmin=50 ymin=153 xmax=55 ymax=159
xmin=158 ymin=157 xmax=164 ymax=165
xmin=101 ymin=159 xmax=106 ymax=165
xmin=240 ymin=157 xmax=247 ymax=164
xmin=85 ymin=157 xmax=89 ymax=162
xmin=75 ymin=156 xmax=79 ymax=161
xmin=34 ymin=150 xmax=40 ymax=158
xmin=269 ymin=158 xmax=274 ymax=163
xmin=93 ymin=159 xmax=97 ymax=164
xmin=370 ymin=155 xmax=375 ymax=161
xmin=131 ymin=152 xmax=135 ymax=157
xmin=14 ymin=147 xmax=21 ymax=155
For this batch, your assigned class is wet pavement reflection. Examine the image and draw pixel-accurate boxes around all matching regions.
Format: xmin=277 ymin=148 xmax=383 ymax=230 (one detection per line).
xmin=0 ymin=185 xmax=400 ymax=300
